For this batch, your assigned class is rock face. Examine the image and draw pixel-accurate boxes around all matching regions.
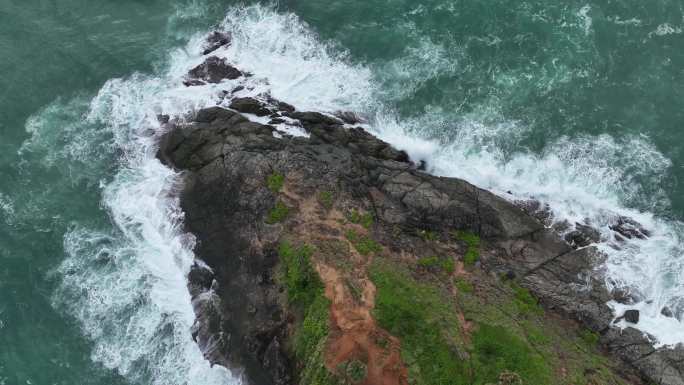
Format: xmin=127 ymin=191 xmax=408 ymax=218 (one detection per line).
xmin=157 ymin=53 xmax=684 ymax=385
xmin=185 ymin=56 xmax=243 ymax=85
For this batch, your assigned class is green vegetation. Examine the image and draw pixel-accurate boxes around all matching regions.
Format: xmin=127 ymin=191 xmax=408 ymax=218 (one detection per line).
xmin=345 ymin=229 xmax=382 ymax=256
xmin=267 ymin=172 xmax=285 ymax=193
xmin=370 ymin=262 xmax=555 ymax=385
xmin=279 ymin=242 xmax=321 ymax=307
xmin=338 ymin=360 xmax=367 ymax=383
xmin=511 ymin=282 xmax=542 ymax=315
xmin=370 ymin=262 xmax=469 ymax=385
xmin=579 ymin=329 xmax=600 ymax=347
xmin=418 ymin=255 xmax=455 ymax=274
xmin=455 ymin=278 xmax=474 ymax=293
xmin=348 ymin=209 xmax=374 ymax=229
xmin=522 ymin=321 xmax=551 ymax=346
xmin=266 ymin=201 xmax=289 ymax=224
xmin=441 ymin=258 xmax=455 ymax=274
xmin=453 ymin=230 xmax=481 ymax=266
xmin=417 ymin=255 xmax=440 ymax=268
xmin=279 ymin=242 xmax=337 ymax=385
xmin=318 ymin=191 xmax=334 ymax=209
xmin=471 ymin=324 xmax=552 ymax=384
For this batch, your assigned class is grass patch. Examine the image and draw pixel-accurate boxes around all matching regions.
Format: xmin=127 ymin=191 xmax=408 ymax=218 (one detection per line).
xmin=511 ymin=283 xmax=542 ymax=315
xmin=418 ymin=255 xmax=455 ymax=274
xmin=417 ymin=255 xmax=439 ymax=268
xmin=453 ymin=230 xmax=481 ymax=266
xmin=279 ymin=242 xmax=322 ymax=307
xmin=522 ymin=321 xmax=551 ymax=346
xmin=455 ymin=278 xmax=474 ymax=294
xmin=579 ymin=329 xmax=600 ymax=347
xmin=266 ymin=201 xmax=289 ymax=224
xmin=371 ymin=261 xmax=555 ymax=385
xmin=345 ymin=229 xmax=382 ymax=256
xmin=338 ymin=360 xmax=367 ymax=383
xmin=348 ymin=209 xmax=374 ymax=229
xmin=441 ymin=258 xmax=455 ymax=274
xmin=370 ymin=263 xmax=469 ymax=385
xmin=471 ymin=323 xmax=552 ymax=384
xmin=279 ymin=242 xmax=338 ymax=385
xmin=318 ymin=191 xmax=334 ymax=209
xmin=267 ymin=172 xmax=285 ymax=193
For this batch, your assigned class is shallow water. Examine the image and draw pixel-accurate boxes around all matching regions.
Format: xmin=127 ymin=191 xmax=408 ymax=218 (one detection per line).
xmin=1 ymin=1 xmax=684 ymax=384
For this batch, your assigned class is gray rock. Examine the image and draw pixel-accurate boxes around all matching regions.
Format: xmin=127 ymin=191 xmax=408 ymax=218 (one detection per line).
xmin=187 ymin=56 xmax=243 ymax=83
xmin=610 ymin=216 xmax=651 ymax=240
xmin=564 ymin=223 xmax=601 ymax=248
xmin=229 ymin=97 xmax=271 ymax=116
xmin=624 ymin=309 xmax=640 ymax=324
xmin=157 ymin=102 xmax=680 ymax=385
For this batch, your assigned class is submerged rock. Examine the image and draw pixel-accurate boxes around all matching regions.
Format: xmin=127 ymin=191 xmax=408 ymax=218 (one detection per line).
xmin=610 ymin=216 xmax=651 ymax=240
xmin=203 ymin=31 xmax=231 ymax=55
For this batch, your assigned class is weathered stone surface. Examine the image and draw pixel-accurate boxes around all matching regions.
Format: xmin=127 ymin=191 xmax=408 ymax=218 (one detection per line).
xmin=564 ymin=223 xmax=601 ymax=248
xmin=229 ymin=97 xmax=272 ymax=117
xmin=187 ymin=56 xmax=243 ymax=83
xmin=157 ymin=96 xmax=683 ymax=385
xmin=624 ymin=309 xmax=640 ymax=324
xmin=610 ymin=216 xmax=651 ymax=240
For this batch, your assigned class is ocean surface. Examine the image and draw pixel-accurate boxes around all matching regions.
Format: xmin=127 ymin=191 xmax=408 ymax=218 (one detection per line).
xmin=1 ymin=0 xmax=683 ymax=384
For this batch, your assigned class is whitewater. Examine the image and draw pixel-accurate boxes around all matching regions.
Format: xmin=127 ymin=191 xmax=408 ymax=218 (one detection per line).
xmin=26 ymin=4 xmax=682 ymax=385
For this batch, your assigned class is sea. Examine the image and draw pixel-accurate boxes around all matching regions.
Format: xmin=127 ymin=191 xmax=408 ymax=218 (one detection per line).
xmin=1 ymin=1 xmax=683 ymax=384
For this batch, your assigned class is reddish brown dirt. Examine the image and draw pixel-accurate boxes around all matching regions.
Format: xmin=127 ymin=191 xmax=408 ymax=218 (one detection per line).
xmin=282 ymin=178 xmax=409 ymax=385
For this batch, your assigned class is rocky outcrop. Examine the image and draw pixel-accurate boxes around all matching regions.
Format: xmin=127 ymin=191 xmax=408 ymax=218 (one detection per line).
xmin=156 ymin=53 xmax=684 ymax=385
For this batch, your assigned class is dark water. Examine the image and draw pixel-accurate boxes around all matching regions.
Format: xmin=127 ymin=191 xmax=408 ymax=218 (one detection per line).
xmin=1 ymin=0 xmax=683 ymax=384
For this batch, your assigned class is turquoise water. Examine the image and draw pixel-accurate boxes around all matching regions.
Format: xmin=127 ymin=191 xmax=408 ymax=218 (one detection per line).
xmin=1 ymin=1 xmax=683 ymax=384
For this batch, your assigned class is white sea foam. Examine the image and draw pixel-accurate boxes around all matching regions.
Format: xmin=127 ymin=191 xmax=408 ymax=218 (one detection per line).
xmin=0 ymin=193 xmax=14 ymax=223
xmin=50 ymin=16 xmax=242 ymax=385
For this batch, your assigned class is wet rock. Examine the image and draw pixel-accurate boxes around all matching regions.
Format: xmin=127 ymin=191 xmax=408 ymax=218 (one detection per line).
xmin=285 ymin=111 xmax=343 ymax=126
xmin=269 ymin=118 xmax=286 ymax=125
xmin=276 ymin=101 xmax=295 ymax=113
xmin=183 ymin=79 xmax=206 ymax=87
xmin=187 ymin=56 xmax=243 ymax=83
xmin=624 ymin=309 xmax=640 ymax=324
xmin=564 ymin=223 xmax=601 ymax=248
xmin=662 ymin=306 xmax=674 ymax=318
xmin=157 ymin=102 xmax=676 ymax=385
xmin=335 ymin=110 xmax=365 ymax=125
xmin=203 ymin=31 xmax=231 ymax=55
xmin=229 ymin=97 xmax=272 ymax=116
xmin=610 ymin=216 xmax=650 ymax=240
xmin=611 ymin=287 xmax=637 ymax=305
xmin=514 ymin=199 xmax=553 ymax=226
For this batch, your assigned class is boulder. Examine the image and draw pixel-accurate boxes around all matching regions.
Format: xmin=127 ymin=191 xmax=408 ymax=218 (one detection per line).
xmin=229 ymin=97 xmax=272 ymax=117
xmin=187 ymin=56 xmax=243 ymax=83
xmin=624 ymin=309 xmax=640 ymax=324
xmin=564 ymin=223 xmax=601 ymax=248
xmin=610 ymin=216 xmax=651 ymax=240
